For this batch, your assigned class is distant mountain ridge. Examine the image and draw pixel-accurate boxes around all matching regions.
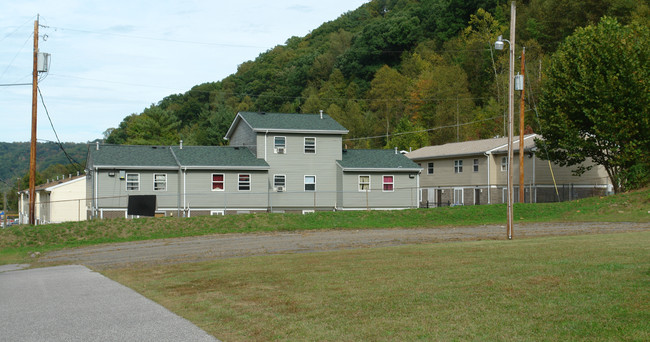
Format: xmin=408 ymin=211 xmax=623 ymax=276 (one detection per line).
xmin=0 ymin=142 xmax=88 ymax=187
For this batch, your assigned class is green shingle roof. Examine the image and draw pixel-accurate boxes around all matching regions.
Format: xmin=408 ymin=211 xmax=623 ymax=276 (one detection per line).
xmin=89 ymin=145 xmax=178 ymax=168
xmin=88 ymin=145 xmax=269 ymax=169
xmin=338 ymin=149 xmax=422 ymax=171
xmin=227 ymin=112 xmax=348 ymax=137
xmin=171 ymin=146 xmax=269 ymax=168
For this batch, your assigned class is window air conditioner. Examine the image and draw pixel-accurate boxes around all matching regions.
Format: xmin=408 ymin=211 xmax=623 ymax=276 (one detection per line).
xmin=276 ymin=147 xmax=285 ymax=154
xmin=276 ymin=186 xmax=285 ymax=192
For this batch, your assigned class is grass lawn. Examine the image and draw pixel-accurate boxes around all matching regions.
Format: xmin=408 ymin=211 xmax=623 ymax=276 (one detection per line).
xmin=1 ymin=188 xmax=648 ymax=265
xmin=103 ymin=232 xmax=650 ymax=341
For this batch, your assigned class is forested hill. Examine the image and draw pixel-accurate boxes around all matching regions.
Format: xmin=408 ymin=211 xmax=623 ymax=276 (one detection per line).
xmin=0 ymin=142 xmax=87 ymax=189
xmin=105 ymin=0 xmax=646 ymax=150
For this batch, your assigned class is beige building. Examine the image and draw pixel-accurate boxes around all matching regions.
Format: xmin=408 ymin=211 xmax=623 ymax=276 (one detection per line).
xmin=19 ymin=174 xmax=87 ymax=224
xmin=407 ymin=134 xmax=612 ymax=207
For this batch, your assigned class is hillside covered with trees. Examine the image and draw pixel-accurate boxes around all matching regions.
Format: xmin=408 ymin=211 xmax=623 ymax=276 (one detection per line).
xmin=105 ymin=0 xmax=647 ymax=152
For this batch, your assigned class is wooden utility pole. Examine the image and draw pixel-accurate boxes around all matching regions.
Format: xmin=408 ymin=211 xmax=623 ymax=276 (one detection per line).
xmin=506 ymin=1 xmax=516 ymax=240
xmin=29 ymin=16 xmax=39 ymax=225
xmin=519 ymin=47 xmax=526 ymax=203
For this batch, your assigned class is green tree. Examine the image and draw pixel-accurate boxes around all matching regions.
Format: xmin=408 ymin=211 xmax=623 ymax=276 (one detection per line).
xmin=125 ymin=107 xmax=181 ymax=145
xmin=536 ymin=17 xmax=649 ymax=193
xmin=386 ymin=117 xmax=429 ymax=151
xmin=368 ymin=65 xmax=409 ymax=145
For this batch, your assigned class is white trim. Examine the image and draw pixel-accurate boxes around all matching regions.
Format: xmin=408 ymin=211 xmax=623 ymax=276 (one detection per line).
xmin=211 ymin=173 xmax=225 ymax=191
xmin=453 ymin=187 xmax=464 ymax=205
xmin=304 ymin=175 xmax=316 ymax=191
xmin=238 ymin=173 xmax=251 ymax=191
xmin=210 ymin=210 xmax=225 ymax=216
xmin=382 ymin=175 xmax=394 ymax=192
xmin=358 ymin=175 xmax=371 ymax=192
xmin=126 ymin=173 xmax=140 ymax=191
xmin=273 ymin=174 xmax=286 ymax=191
xmin=153 ymin=173 xmax=167 ymax=191
xmin=274 ymin=136 xmax=286 ymax=154
xmin=304 ymin=137 xmax=316 ymax=154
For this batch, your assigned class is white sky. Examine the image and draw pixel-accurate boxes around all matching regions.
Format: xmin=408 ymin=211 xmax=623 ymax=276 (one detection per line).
xmin=0 ymin=1 xmax=368 ymax=143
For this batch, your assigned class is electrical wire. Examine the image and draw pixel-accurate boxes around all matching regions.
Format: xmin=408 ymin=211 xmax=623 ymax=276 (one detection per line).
xmin=37 ymin=86 xmax=83 ymax=168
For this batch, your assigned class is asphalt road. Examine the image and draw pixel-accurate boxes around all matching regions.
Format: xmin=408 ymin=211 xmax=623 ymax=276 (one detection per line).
xmin=0 ymin=265 xmax=218 ymax=342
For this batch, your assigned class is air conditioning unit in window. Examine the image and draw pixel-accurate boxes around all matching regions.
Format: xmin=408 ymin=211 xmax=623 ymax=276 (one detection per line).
xmin=276 ymin=147 xmax=285 ymax=154
xmin=276 ymin=186 xmax=285 ymax=192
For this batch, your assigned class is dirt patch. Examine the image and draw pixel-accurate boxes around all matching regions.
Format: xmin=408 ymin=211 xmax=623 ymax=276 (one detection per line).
xmin=37 ymin=222 xmax=650 ymax=270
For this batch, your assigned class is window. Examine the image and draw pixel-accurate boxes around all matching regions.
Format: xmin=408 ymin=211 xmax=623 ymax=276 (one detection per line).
xmin=153 ymin=173 xmax=167 ymax=191
xmin=383 ymin=175 xmax=394 ymax=192
xmin=454 ymin=188 xmax=464 ymax=205
xmin=274 ymin=136 xmax=286 ymax=153
xmin=473 ymin=159 xmax=479 ymax=172
xmin=212 ymin=173 xmax=224 ymax=191
xmin=304 ymin=175 xmax=316 ymax=191
xmin=126 ymin=173 xmax=139 ymax=191
xmin=359 ymin=175 xmax=370 ymax=191
xmin=274 ymin=174 xmax=286 ymax=191
xmin=427 ymin=162 xmax=434 ymax=174
xmin=501 ymin=157 xmax=508 ymax=171
xmin=304 ymin=137 xmax=316 ymax=154
xmin=454 ymin=160 xmax=463 ymax=173
xmin=238 ymin=174 xmax=251 ymax=191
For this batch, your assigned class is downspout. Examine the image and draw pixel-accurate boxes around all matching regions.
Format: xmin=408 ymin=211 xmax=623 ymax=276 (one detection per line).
xmin=169 ymin=147 xmax=182 ymax=218
xmin=94 ymin=167 xmax=98 ymax=218
xmin=484 ymin=152 xmax=491 ymax=204
xmin=183 ymin=169 xmax=187 ymax=216
xmin=265 ymin=130 xmax=270 ymax=212
xmin=416 ymin=171 xmax=421 ymax=208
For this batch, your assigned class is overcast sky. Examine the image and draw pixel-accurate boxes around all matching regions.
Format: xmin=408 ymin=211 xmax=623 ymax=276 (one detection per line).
xmin=0 ymin=1 xmax=368 ymax=143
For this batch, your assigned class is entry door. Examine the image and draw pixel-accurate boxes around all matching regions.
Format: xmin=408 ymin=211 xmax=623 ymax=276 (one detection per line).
xmin=475 ymin=188 xmax=481 ymax=205
xmin=436 ymin=189 xmax=442 ymax=207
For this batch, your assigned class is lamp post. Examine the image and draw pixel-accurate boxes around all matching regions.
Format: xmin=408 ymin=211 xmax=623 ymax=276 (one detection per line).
xmin=495 ymin=1 xmax=516 ymax=240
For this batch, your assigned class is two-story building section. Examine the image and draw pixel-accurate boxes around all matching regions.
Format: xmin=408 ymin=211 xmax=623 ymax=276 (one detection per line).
xmin=407 ymin=134 xmax=612 ymax=207
xmin=85 ymin=112 xmax=422 ymax=219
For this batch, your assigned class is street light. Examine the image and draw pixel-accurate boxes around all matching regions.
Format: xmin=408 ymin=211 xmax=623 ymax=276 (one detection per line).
xmin=495 ymin=2 xmax=516 ymax=240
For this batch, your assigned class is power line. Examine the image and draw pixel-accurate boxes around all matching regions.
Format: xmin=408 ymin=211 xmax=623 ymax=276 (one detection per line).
xmin=344 ymin=115 xmax=503 ymax=142
xmin=37 ymin=86 xmax=83 ymax=168
xmin=46 ymin=26 xmax=271 ymax=49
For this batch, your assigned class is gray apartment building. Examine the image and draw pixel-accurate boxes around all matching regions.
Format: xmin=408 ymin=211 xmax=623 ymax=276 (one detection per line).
xmin=86 ymin=112 xmax=422 ymax=219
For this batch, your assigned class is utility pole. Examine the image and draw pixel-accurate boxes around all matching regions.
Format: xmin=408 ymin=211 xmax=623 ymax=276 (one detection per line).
xmin=519 ymin=47 xmax=526 ymax=203
xmin=505 ymin=2 xmax=516 ymax=239
xmin=29 ymin=16 xmax=39 ymax=225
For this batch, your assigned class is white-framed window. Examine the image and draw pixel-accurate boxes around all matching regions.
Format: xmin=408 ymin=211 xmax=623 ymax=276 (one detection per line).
xmin=304 ymin=175 xmax=316 ymax=191
xmin=126 ymin=173 xmax=139 ymax=191
xmin=382 ymin=175 xmax=394 ymax=192
xmin=274 ymin=174 xmax=286 ymax=191
xmin=473 ymin=159 xmax=479 ymax=172
xmin=427 ymin=162 xmax=434 ymax=174
xmin=212 ymin=173 xmax=225 ymax=191
xmin=238 ymin=174 xmax=251 ymax=191
xmin=274 ymin=136 xmax=286 ymax=154
xmin=153 ymin=173 xmax=167 ymax=191
xmin=501 ymin=157 xmax=508 ymax=171
xmin=453 ymin=188 xmax=464 ymax=205
xmin=210 ymin=210 xmax=224 ymax=216
xmin=454 ymin=160 xmax=463 ymax=173
xmin=304 ymin=137 xmax=316 ymax=154
xmin=359 ymin=175 xmax=370 ymax=191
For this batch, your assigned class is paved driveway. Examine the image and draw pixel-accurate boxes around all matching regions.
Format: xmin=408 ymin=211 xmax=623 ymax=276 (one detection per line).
xmin=0 ymin=265 xmax=217 ymax=342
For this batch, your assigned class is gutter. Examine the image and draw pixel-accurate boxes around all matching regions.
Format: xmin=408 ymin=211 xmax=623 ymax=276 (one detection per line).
xmin=169 ymin=147 xmax=183 ymax=218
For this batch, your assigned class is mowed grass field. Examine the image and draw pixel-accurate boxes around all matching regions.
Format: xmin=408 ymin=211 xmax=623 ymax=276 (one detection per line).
xmin=1 ymin=188 xmax=648 ymax=264
xmin=103 ymin=232 xmax=650 ymax=341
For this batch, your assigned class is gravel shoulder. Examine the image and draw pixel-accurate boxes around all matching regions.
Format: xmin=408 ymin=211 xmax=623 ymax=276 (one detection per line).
xmin=38 ymin=222 xmax=650 ymax=270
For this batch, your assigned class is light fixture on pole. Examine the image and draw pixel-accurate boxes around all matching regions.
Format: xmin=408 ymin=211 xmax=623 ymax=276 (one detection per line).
xmin=494 ymin=1 xmax=516 ymax=240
